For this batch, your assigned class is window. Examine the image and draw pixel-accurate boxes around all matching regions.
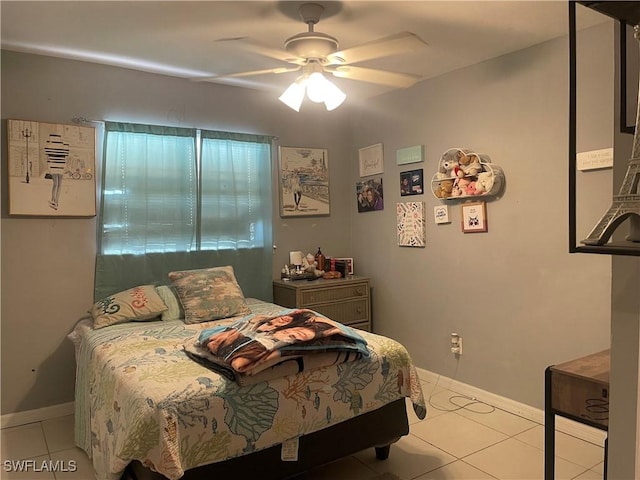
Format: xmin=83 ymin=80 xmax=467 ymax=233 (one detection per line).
xmin=100 ymin=122 xmax=272 ymax=255
xmin=95 ymin=122 xmax=274 ymax=302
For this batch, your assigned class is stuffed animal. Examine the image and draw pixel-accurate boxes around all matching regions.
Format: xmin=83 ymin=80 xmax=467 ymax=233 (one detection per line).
xmin=434 ymin=179 xmax=454 ymax=198
xmin=450 ymin=182 xmax=464 ymax=197
xmin=461 ymin=154 xmax=483 ymax=176
xmin=475 ymin=171 xmax=494 ymax=195
xmin=440 ymin=159 xmax=464 ymax=179
xmin=465 ymin=180 xmax=478 ymax=196
xmin=457 ymin=178 xmax=472 ymax=196
xmin=302 ymin=253 xmax=324 ymax=276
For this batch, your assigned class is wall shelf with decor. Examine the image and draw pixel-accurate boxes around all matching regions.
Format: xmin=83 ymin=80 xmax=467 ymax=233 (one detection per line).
xmin=431 ymin=147 xmax=505 ymax=200
xmin=569 ymin=1 xmax=640 ymax=256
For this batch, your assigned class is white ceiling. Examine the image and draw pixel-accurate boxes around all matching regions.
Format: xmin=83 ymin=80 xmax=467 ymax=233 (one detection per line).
xmin=1 ymin=1 xmax=608 ymax=101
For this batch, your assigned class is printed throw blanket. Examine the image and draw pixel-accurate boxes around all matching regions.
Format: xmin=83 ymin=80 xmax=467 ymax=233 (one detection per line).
xmin=184 ymin=308 xmax=369 ymax=381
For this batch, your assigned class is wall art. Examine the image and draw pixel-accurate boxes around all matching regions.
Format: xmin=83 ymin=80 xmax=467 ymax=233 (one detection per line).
xmin=396 ymin=145 xmax=425 ymax=165
xmin=356 ymin=177 xmax=384 ymax=212
xmin=400 ymin=169 xmax=424 ymax=196
xmin=358 ymin=143 xmax=384 ymax=177
xmin=397 ymin=201 xmax=425 ymax=247
xmin=279 ymin=146 xmax=330 ymax=217
xmin=461 ymin=201 xmax=488 ymax=233
xmin=434 ymin=205 xmax=450 ymax=224
xmin=7 ymin=119 xmax=96 ymax=216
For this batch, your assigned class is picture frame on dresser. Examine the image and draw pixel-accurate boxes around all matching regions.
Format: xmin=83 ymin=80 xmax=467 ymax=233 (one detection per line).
xmin=335 ymin=258 xmax=354 ymax=275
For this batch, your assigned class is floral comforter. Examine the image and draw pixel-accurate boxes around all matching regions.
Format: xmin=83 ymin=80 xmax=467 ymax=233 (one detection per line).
xmin=73 ymin=299 xmax=426 ymax=480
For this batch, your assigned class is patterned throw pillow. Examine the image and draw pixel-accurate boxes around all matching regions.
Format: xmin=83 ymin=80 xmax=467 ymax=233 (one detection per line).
xmin=168 ymin=265 xmax=251 ymax=324
xmin=155 ymin=285 xmax=185 ymax=321
xmin=91 ymin=285 xmax=168 ymax=329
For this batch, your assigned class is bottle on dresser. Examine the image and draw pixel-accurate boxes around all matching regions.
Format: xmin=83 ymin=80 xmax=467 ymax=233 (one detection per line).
xmin=315 ymin=247 xmax=325 ymax=272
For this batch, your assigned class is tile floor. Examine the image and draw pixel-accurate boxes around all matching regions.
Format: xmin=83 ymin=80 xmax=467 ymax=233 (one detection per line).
xmin=0 ymin=378 xmax=606 ymax=480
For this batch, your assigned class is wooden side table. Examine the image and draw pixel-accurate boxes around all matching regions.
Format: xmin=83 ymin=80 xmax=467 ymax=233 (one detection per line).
xmin=545 ymin=349 xmax=610 ymax=480
xmin=273 ymin=276 xmax=371 ymax=331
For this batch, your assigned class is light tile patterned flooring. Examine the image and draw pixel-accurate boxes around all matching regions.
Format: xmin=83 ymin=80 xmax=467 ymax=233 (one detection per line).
xmin=1 ymin=378 xmax=606 ymax=480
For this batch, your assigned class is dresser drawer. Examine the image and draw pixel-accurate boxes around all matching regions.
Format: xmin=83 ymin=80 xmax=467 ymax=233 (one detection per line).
xmin=311 ymin=299 xmax=369 ymax=325
xmin=300 ymin=283 xmax=368 ymax=305
xmin=272 ymin=276 xmax=372 ymax=332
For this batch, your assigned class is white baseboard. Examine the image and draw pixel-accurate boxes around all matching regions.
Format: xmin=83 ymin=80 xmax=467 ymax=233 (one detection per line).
xmin=415 ymin=367 xmax=607 ymax=446
xmin=1 ymin=402 xmax=74 ymax=429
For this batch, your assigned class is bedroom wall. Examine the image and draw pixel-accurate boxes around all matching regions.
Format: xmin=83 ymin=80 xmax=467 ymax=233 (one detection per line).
xmin=347 ymin=22 xmax=614 ymax=410
xmin=0 ymin=20 xmax=618 ymax=417
xmin=0 ymin=51 xmax=354 ymax=415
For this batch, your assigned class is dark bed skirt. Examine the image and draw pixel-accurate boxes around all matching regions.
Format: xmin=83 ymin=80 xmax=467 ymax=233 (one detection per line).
xmin=124 ymin=398 xmax=410 ymax=480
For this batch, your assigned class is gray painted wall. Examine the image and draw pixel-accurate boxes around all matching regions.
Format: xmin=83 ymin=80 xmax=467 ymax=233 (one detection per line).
xmin=0 ymin=51 xmax=353 ymax=414
xmin=347 ymin=23 xmax=613 ymax=409
xmin=0 ymin=21 xmax=623 ymax=425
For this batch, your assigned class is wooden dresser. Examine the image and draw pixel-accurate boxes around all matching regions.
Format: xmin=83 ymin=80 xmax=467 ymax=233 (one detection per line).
xmin=272 ymin=276 xmax=371 ymax=331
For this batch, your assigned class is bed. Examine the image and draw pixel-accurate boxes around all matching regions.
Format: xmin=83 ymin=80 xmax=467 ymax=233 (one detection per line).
xmin=71 ymin=296 xmax=426 ymax=480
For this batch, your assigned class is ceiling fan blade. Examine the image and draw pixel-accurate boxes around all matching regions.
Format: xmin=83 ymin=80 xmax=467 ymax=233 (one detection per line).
xmin=231 ymin=38 xmax=305 ymax=65
xmin=327 ymin=32 xmax=427 ymax=65
xmin=327 ymin=65 xmax=421 ymax=88
xmin=192 ymin=66 xmax=301 ymax=82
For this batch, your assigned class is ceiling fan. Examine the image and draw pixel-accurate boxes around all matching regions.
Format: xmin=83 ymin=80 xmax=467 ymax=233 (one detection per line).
xmin=193 ymin=2 xmax=428 ymax=110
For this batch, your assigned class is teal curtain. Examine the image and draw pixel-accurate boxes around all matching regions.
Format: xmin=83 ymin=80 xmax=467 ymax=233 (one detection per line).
xmin=99 ymin=122 xmax=197 ymax=255
xmin=95 ymin=122 xmax=273 ymax=301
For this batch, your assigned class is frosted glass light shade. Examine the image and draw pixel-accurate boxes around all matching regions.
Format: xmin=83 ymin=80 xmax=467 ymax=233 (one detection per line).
xmin=279 ymin=71 xmax=346 ymax=111
xmin=323 ymin=81 xmax=346 ymax=111
xmin=278 ymin=80 xmax=306 ymax=112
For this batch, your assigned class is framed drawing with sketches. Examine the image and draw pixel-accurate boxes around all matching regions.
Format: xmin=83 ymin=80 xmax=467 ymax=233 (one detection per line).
xmin=7 ymin=119 xmax=96 ymax=216
xmin=279 ymin=146 xmax=330 ymax=217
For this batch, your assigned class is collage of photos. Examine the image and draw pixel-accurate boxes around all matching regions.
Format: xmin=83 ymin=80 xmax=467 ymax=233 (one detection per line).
xmin=400 ymin=169 xmax=423 ymax=196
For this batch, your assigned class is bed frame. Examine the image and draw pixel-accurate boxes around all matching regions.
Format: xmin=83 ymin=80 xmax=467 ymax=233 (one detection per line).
xmin=123 ymin=398 xmax=409 ymax=480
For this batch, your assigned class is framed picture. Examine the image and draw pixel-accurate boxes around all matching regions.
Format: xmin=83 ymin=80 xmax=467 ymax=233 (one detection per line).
xmin=434 ymin=205 xmax=450 ymax=224
xmin=7 ymin=119 xmax=96 ymax=216
xmin=461 ymin=202 xmax=488 ymax=233
xmin=335 ymin=257 xmax=354 ymax=275
xmin=358 ymin=143 xmax=384 ymax=177
xmin=356 ymin=177 xmax=384 ymax=212
xmin=397 ymin=202 xmax=425 ymax=247
xmin=396 ymin=145 xmax=425 ymax=165
xmin=279 ymin=146 xmax=330 ymax=217
xmin=400 ymin=169 xmax=424 ymax=196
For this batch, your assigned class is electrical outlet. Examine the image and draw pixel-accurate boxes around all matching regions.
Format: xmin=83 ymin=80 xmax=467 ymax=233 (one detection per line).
xmin=451 ymin=333 xmax=462 ymax=355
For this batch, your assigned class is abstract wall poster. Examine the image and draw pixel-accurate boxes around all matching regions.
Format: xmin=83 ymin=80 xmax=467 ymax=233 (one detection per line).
xmin=356 ymin=177 xmax=384 ymax=212
xmin=279 ymin=146 xmax=330 ymax=217
xmin=7 ymin=119 xmax=96 ymax=216
xmin=397 ymin=201 xmax=426 ymax=247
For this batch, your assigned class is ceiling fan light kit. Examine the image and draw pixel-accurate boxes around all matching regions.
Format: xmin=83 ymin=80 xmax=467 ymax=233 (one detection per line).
xmin=203 ymin=2 xmax=427 ymax=112
xmin=278 ymin=61 xmax=346 ymax=112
